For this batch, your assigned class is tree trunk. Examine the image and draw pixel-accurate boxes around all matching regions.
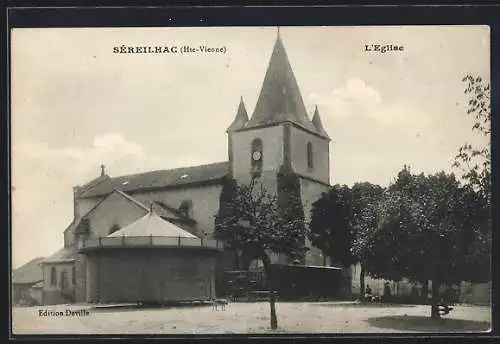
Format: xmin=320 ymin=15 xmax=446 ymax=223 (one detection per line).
xmin=421 ymin=279 xmax=429 ymax=303
xmin=431 ymin=279 xmax=441 ymax=320
xmin=234 ymin=249 xmax=241 ymax=269
xmin=261 ymin=252 xmax=278 ymax=330
xmin=359 ymin=263 xmax=366 ymax=299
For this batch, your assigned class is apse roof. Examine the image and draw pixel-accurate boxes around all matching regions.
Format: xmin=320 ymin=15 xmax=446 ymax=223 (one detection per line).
xmin=107 ymin=212 xmax=198 ymax=239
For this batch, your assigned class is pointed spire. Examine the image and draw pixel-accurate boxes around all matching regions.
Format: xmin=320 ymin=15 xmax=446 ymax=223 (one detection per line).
xmin=245 ymin=30 xmax=328 ymax=139
xmin=226 ymin=96 xmax=249 ymax=132
xmin=311 ymin=105 xmax=330 ymax=140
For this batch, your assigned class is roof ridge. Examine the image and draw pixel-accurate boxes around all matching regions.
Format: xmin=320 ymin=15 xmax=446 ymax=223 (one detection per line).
xmin=77 ymin=174 xmax=110 ymax=193
xmin=154 ymin=200 xmax=193 ymax=221
xmin=77 ymin=161 xmax=230 ymax=199
xmin=112 ymin=189 xmax=150 ymax=211
xmin=108 ymin=161 xmax=229 ymax=181
xmin=74 ymin=189 xmax=149 ymax=235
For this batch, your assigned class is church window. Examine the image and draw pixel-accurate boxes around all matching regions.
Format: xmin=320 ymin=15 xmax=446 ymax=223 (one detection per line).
xmin=50 ymin=266 xmax=57 ymax=286
xmin=307 ymin=142 xmax=314 ymax=169
xmin=251 ymin=138 xmax=263 ymax=178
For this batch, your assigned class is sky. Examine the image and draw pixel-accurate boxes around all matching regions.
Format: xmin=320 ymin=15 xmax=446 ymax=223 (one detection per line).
xmin=11 ymin=26 xmax=490 ymax=268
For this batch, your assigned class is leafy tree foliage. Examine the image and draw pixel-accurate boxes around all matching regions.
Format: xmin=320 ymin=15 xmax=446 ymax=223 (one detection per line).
xmin=214 ymin=175 xmax=307 ymax=330
xmin=309 ymin=182 xmax=384 ymax=296
xmin=309 ymin=185 xmax=355 ymax=267
xmin=364 ymin=167 xmax=490 ymax=318
xmin=453 ymin=74 xmax=491 ymax=204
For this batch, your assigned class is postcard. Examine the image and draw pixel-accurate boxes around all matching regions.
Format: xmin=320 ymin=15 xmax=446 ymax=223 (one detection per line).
xmin=11 ymin=25 xmax=491 ymax=335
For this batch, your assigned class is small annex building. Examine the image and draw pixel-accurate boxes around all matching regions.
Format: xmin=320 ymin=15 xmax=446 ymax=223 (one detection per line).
xmin=79 ymin=211 xmax=223 ymax=304
xmin=12 ymin=257 xmax=44 ymax=305
xmin=40 ymin=247 xmax=77 ymax=305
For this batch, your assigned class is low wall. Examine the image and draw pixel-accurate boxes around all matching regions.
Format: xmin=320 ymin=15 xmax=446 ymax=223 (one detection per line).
xmin=43 ymin=290 xmax=75 ymax=305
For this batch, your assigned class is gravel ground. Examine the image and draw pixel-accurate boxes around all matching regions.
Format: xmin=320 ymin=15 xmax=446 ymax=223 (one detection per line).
xmin=12 ymin=301 xmax=491 ymax=335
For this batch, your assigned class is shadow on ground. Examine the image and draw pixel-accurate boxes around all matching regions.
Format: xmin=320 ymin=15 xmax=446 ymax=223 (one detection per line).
xmin=365 ymin=315 xmax=491 ymax=333
xmin=313 ymin=302 xmax=418 ymax=308
xmin=90 ymin=301 xmax=213 ymax=312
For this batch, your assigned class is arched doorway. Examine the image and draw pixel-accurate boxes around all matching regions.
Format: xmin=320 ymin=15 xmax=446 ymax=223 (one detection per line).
xmin=247 ymin=257 xmax=266 ymax=290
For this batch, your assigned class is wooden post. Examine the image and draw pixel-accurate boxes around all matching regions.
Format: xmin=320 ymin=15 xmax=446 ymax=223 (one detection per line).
xmin=122 ymin=234 xmax=126 ymax=246
xmin=201 ymin=237 xmax=204 ymax=247
xmin=150 ymin=234 xmax=153 ymax=245
xmin=96 ymin=255 xmax=100 ymax=303
xmin=98 ymin=236 xmax=102 ymax=247
xmin=178 ymin=235 xmax=181 ymax=247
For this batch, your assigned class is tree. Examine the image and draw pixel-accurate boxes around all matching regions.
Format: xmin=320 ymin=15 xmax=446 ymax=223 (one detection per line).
xmin=309 ymin=183 xmax=384 ymax=298
xmin=453 ymin=74 xmax=491 ymax=205
xmin=214 ymin=175 xmax=240 ymax=268
xmin=452 ymin=74 xmax=491 ymax=285
xmin=350 ymin=183 xmax=385 ymax=297
xmin=364 ymin=167 xmax=490 ymax=319
xmin=214 ymin=177 xmax=307 ymax=330
xmin=308 ymin=185 xmax=355 ymax=268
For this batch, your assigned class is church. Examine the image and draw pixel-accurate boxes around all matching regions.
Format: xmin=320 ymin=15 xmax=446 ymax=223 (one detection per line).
xmin=39 ymin=31 xmax=339 ymax=305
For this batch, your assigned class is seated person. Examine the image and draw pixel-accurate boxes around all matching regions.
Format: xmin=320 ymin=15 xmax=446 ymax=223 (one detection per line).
xmin=364 ymin=285 xmax=373 ymax=301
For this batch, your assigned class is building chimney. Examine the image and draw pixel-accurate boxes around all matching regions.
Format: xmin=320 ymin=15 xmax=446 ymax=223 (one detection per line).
xmin=100 ymin=164 xmax=106 ymax=177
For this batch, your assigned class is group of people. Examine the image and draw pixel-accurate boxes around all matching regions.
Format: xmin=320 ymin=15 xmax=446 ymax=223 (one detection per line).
xmin=363 ymin=282 xmax=458 ymax=306
xmin=363 ymin=282 xmax=392 ymax=302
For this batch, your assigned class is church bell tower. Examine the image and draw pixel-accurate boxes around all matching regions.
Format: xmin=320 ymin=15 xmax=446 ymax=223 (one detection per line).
xmin=226 ymin=29 xmax=332 ymax=266
xmin=227 ymin=29 xmax=330 ymax=186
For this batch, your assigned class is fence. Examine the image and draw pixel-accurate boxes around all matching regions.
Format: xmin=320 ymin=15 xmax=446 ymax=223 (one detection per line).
xmin=80 ymin=236 xmax=224 ymax=251
xmin=216 ymin=265 xmax=343 ymax=301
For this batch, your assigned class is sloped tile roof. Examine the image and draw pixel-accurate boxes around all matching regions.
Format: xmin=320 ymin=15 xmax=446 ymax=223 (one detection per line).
xmin=243 ymin=33 xmax=328 ymax=139
xmin=12 ymin=257 xmax=44 ymax=285
xmin=32 ymin=281 xmax=43 ymax=289
xmin=311 ymin=105 xmax=331 ymax=140
xmin=78 ymin=162 xmax=229 ymax=198
xmin=42 ymin=247 xmax=76 ymax=264
xmin=107 ymin=212 xmax=198 ymax=238
xmin=227 ymin=97 xmax=249 ymax=132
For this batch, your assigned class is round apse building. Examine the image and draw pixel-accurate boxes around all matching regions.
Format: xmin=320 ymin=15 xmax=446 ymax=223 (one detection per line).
xmin=79 ymin=211 xmax=223 ymax=304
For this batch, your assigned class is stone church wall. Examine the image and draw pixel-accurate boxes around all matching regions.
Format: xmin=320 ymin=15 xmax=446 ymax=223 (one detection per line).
xmin=65 ymin=197 xmax=103 ymax=247
xmin=231 ymin=125 xmax=284 ymax=178
xmin=131 ymin=184 xmax=223 ymax=238
xmin=85 ymin=191 xmax=149 ymax=238
xmin=290 ymin=126 xmax=330 ymax=184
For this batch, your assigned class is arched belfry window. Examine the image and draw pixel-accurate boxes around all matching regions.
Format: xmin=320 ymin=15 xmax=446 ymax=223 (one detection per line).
xmin=251 ymin=138 xmax=263 ymax=178
xmin=307 ymin=142 xmax=314 ymax=169
xmin=50 ymin=266 xmax=57 ymax=286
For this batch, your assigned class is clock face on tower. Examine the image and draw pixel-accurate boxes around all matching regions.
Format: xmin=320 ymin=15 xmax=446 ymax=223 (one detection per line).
xmin=252 ymin=151 xmax=262 ymax=161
